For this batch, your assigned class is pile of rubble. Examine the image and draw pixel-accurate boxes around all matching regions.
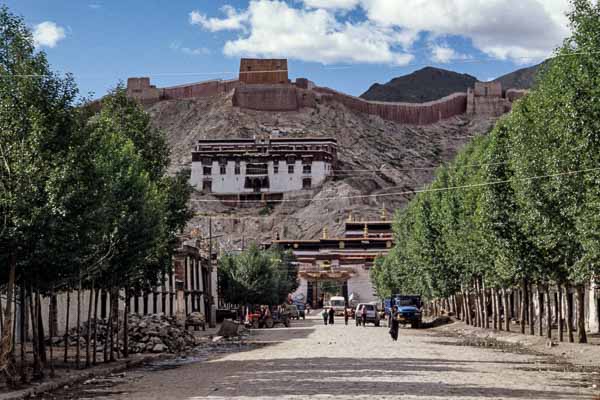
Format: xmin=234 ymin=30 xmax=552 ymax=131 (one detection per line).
xmin=61 ymin=314 xmax=204 ymax=354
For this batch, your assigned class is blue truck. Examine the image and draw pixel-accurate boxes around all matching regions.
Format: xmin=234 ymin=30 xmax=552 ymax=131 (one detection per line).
xmin=384 ymin=295 xmax=423 ymax=329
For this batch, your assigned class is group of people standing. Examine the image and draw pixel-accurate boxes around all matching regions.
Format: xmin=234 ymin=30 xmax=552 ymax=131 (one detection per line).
xmin=320 ymin=304 xmax=400 ymax=342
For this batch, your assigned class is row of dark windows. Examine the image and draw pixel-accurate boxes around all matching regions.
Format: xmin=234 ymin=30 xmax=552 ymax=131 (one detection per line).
xmin=203 ymin=163 xmax=312 ymax=175
xmin=202 ymin=177 xmax=312 ymax=193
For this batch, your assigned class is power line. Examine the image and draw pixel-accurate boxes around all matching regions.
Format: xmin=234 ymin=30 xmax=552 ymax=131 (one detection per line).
xmin=333 ymin=161 xmax=509 ymax=173
xmin=190 ymin=166 xmax=600 ymax=204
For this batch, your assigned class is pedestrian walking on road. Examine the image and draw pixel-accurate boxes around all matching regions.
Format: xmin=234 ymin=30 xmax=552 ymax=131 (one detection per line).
xmin=328 ymin=307 xmax=335 ymax=325
xmin=361 ymin=305 xmax=367 ymax=327
xmin=389 ymin=305 xmax=399 ymax=341
xmin=322 ymin=308 xmax=328 ymax=325
xmin=344 ymin=307 xmax=349 ymax=325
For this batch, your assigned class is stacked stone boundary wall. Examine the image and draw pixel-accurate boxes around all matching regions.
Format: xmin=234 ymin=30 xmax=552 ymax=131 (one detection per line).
xmin=313 ymin=87 xmax=468 ymax=125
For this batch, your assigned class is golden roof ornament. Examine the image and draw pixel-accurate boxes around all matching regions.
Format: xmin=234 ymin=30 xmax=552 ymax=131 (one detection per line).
xmin=347 ymin=211 xmax=353 ymax=222
xmin=381 ymin=205 xmax=388 ymax=221
xmin=322 ymin=227 xmax=329 ymax=239
xmin=363 ymin=223 xmax=369 ymax=238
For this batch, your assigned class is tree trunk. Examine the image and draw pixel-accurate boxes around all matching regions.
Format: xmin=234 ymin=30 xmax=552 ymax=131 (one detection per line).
xmin=538 ymin=286 xmax=544 ymax=337
xmin=76 ymin=280 xmax=81 ymax=369
xmin=86 ymin=284 xmax=94 ymax=368
xmin=0 ymin=254 xmax=17 ymax=387
xmin=520 ymin=279 xmax=527 ymax=335
xmin=475 ymin=281 xmax=482 ymax=328
xmin=528 ymin=283 xmax=535 ymax=335
xmin=64 ymin=291 xmax=70 ymax=363
xmin=491 ymin=288 xmax=497 ymax=330
xmin=109 ymin=290 xmax=116 ymax=362
xmin=112 ymin=290 xmax=119 ymax=360
xmin=545 ymin=284 xmax=552 ymax=339
xmin=558 ymin=283 xmax=564 ymax=342
xmin=452 ymin=295 xmax=459 ymax=319
xmin=92 ymin=288 xmax=99 ymax=365
xmin=496 ymin=289 xmax=503 ymax=331
xmin=123 ymin=290 xmax=129 ymax=358
xmin=464 ymin=291 xmax=472 ymax=325
xmin=565 ymin=284 xmax=574 ymax=343
xmin=482 ymin=280 xmax=489 ymax=329
xmin=48 ymin=292 xmax=55 ymax=377
xmin=576 ymin=284 xmax=587 ymax=344
xmin=503 ymin=288 xmax=510 ymax=332
xmin=19 ymin=286 xmax=27 ymax=383
xmin=35 ymin=291 xmax=46 ymax=365
xmin=28 ymin=287 xmax=42 ymax=379
xmin=104 ymin=292 xmax=112 ymax=363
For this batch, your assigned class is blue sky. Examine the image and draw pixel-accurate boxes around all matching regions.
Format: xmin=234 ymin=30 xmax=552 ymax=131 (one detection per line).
xmin=4 ymin=0 xmax=571 ymax=98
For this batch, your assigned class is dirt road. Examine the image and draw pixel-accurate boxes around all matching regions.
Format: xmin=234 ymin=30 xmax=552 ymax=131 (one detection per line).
xmin=61 ymin=314 xmax=597 ymax=400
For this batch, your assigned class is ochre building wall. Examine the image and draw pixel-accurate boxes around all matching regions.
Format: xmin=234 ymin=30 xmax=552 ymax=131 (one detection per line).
xmin=239 ymin=59 xmax=289 ymax=84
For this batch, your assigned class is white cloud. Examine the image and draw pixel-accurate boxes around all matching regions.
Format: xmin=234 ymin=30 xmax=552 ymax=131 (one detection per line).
xmin=189 ymin=6 xmax=248 ymax=32
xmin=32 ymin=21 xmax=66 ymax=48
xmin=194 ymin=1 xmax=414 ymax=65
xmin=190 ymin=0 xmax=572 ymax=65
xmin=429 ymin=43 xmax=470 ymax=63
xmin=361 ymin=0 xmax=570 ymax=62
xmin=170 ymin=41 xmax=211 ymax=56
xmin=302 ymin=0 xmax=360 ymax=10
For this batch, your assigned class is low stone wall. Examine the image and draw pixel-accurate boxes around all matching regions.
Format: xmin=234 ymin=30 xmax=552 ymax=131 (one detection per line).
xmin=314 ymin=87 xmax=468 ymax=125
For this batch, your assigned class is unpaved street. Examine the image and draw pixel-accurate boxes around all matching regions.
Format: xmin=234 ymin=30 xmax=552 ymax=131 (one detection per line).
xmin=69 ymin=315 xmax=596 ymax=400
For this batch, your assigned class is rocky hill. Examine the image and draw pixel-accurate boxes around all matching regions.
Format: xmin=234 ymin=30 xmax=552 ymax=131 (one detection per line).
xmin=493 ymin=61 xmax=546 ymax=90
xmin=360 ymin=67 xmax=478 ymax=103
xmin=361 ymin=63 xmax=545 ymax=104
xmin=147 ymin=91 xmax=497 ymax=250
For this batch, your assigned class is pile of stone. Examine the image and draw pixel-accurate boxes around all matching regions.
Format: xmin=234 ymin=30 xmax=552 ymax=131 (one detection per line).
xmin=127 ymin=314 xmax=199 ymax=354
xmin=61 ymin=314 xmax=201 ymax=354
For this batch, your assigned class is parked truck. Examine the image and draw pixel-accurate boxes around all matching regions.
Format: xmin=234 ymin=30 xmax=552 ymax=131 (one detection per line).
xmin=384 ymin=295 xmax=423 ymax=329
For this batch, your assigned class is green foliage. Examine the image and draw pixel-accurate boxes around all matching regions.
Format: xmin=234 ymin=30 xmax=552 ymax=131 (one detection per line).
xmin=373 ymin=0 xmax=600 ymax=299
xmin=0 ymin=4 xmax=193 ymax=293
xmin=218 ymin=245 xmax=298 ymax=306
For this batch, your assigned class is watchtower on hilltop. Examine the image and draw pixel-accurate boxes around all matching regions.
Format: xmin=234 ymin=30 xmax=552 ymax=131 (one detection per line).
xmin=239 ymin=59 xmax=289 ymax=85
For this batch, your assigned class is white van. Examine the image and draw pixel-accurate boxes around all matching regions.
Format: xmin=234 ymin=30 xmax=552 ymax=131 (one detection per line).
xmin=329 ymin=296 xmax=346 ymax=316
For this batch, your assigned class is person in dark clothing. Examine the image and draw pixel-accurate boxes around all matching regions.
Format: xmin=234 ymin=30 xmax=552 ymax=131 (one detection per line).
xmin=344 ymin=306 xmax=349 ymax=325
xmin=389 ymin=305 xmax=399 ymax=341
xmin=361 ymin=305 xmax=367 ymax=327
xmin=322 ymin=308 xmax=328 ymax=325
xmin=328 ymin=307 xmax=335 ymax=325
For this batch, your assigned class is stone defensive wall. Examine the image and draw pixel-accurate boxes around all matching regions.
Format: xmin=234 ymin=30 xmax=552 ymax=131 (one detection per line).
xmin=232 ymin=84 xmax=317 ymax=112
xmin=161 ymin=79 xmax=240 ymax=100
xmin=313 ymin=87 xmax=468 ymax=125
xmin=126 ymin=77 xmax=241 ymax=105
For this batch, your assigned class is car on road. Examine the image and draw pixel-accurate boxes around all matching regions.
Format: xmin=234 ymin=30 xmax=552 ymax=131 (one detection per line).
xmin=287 ymin=304 xmax=301 ymax=320
xmin=329 ymin=296 xmax=346 ymax=316
xmin=355 ymin=303 xmax=380 ymax=326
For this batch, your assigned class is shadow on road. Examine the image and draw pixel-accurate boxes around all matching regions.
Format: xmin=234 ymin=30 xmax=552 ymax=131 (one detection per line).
xmin=203 ymin=356 xmax=586 ymax=399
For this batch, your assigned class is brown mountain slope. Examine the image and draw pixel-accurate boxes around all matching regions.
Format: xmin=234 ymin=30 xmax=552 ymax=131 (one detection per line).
xmin=148 ymin=92 xmax=497 ymax=249
xmin=493 ymin=61 xmax=547 ymax=90
xmin=360 ymin=67 xmax=478 ymax=103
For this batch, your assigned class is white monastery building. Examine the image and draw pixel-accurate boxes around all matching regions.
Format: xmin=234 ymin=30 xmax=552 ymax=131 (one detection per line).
xmin=190 ymin=137 xmax=337 ymax=201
